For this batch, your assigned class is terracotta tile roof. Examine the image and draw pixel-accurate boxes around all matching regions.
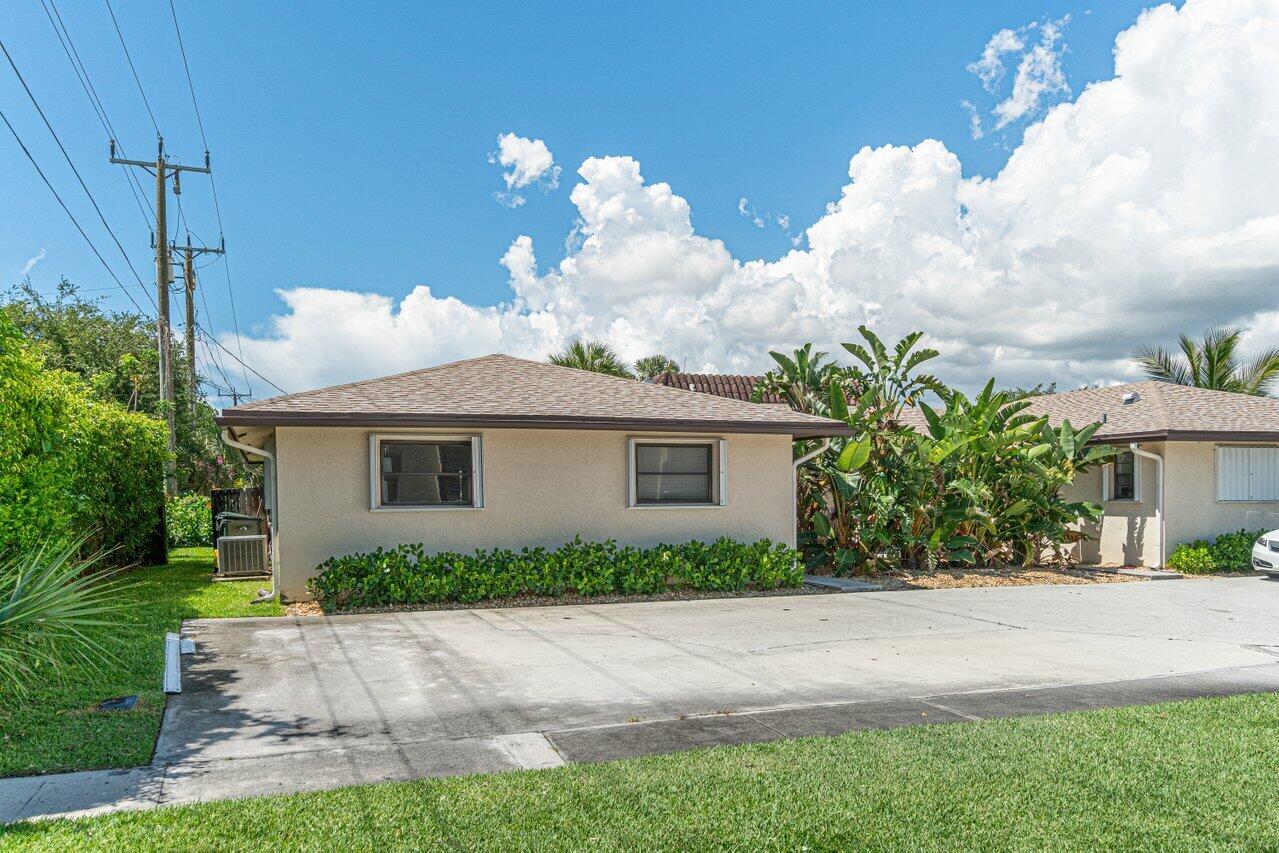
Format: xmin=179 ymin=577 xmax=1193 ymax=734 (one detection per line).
xmin=651 ymin=371 xmax=781 ymax=403
xmin=897 ymin=380 xmax=1279 ymax=441
xmin=217 ymin=354 xmax=850 ymax=437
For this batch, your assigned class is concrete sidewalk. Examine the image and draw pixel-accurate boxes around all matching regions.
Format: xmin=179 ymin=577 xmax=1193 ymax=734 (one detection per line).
xmin=5 ymin=576 xmax=1279 ymax=822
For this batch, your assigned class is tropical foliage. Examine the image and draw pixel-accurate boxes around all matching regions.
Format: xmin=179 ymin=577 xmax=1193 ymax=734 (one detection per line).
xmin=633 ymin=353 xmax=680 ymax=380
xmin=0 ymin=314 xmax=167 ymax=562
xmin=0 ymin=537 xmax=125 ymax=693
xmin=310 ymin=537 xmax=801 ymax=610
xmin=758 ymin=327 xmax=1113 ymax=574
xmin=547 ymin=338 xmax=635 ymax=378
xmin=1133 ymin=326 xmax=1279 ymax=396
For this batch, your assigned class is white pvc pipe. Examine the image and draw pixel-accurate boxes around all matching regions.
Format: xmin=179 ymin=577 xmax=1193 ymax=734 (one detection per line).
xmin=163 ymin=632 xmax=182 ymax=694
xmin=1130 ymin=442 xmax=1165 ymax=568
xmin=220 ymin=429 xmax=279 ymax=600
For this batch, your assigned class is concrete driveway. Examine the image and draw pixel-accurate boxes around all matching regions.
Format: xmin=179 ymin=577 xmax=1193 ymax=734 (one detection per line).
xmin=8 ymin=576 xmax=1279 ymax=820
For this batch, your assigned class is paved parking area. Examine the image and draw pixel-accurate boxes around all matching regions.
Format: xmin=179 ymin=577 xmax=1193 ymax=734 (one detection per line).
xmin=7 ymin=576 xmax=1279 ymax=821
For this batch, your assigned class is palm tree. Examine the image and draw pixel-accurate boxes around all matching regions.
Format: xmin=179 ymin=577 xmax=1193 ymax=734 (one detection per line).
xmin=633 ymin=354 xmax=679 ymax=380
xmin=1 ymin=537 xmax=124 ymax=692
xmin=1133 ymin=327 xmax=1279 ymax=396
xmin=547 ymin=338 xmax=634 ymax=378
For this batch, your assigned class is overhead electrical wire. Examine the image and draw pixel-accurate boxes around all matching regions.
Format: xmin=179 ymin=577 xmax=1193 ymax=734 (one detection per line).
xmin=0 ymin=106 xmax=146 ymax=314
xmin=198 ymin=326 xmax=288 ymax=395
xmin=167 ymin=0 xmax=253 ymax=396
xmin=39 ymin=0 xmax=154 ymax=227
xmin=0 ymin=39 xmax=155 ymax=312
xmin=102 ymin=0 xmax=160 ymax=136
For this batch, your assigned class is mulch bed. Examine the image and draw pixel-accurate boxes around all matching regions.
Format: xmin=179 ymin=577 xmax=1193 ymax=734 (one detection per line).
xmin=856 ymin=564 xmax=1142 ymax=591
xmin=284 ymin=584 xmax=836 ymax=617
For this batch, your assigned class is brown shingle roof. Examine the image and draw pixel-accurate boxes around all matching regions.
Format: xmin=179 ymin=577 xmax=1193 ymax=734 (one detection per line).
xmin=897 ymin=380 xmax=1279 ymax=442
xmin=217 ymin=354 xmax=850 ymax=437
xmin=650 ymin=371 xmax=782 ymax=404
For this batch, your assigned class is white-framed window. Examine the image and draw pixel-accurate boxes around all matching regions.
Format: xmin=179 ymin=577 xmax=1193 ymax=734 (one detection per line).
xmin=1216 ymin=446 xmax=1279 ymax=502
xmin=627 ymin=438 xmax=726 ymax=508
xmin=369 ymin=434 xmax=483 ymax=511
xmin=1103 ymin=450 xmax=1141 ymax=502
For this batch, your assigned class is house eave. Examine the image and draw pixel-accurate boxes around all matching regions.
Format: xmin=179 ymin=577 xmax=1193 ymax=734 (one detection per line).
xmin=214 ymin=410 xmax=853 ymax=439
xmin=1089 ymin=429 xmax=1279 ymax=444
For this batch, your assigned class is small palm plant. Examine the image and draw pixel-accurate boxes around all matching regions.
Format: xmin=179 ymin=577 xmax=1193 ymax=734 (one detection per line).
xmin=547 ymin=338 xmax=635 ymax=378
xmin=633 ymin=353 xmax=679 ymax=380
xmin=1134 ymin=327 xmax=1279 ymax=396
xmin=0 ymin=538 xmax=125 ymax=693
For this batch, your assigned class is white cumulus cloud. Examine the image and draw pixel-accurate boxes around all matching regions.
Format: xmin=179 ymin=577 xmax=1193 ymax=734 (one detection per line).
xmin=967 ymin=16 xmax=1072 ymax=136
xmin=488 ymin=133 xmax=561 ymax=208
xmin=235 ymin=0 xmax=1279 ymax=396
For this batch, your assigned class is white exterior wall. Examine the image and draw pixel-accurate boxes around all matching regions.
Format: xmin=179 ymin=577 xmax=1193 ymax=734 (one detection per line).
xmin=1064 ymin=443 xmax=1163 ymax=566
xmin=1065 ymin=440 xmax=1279 ymax=566
xmin=1163 ymin=441 xmax=1279 ymax=546
xmin=273 ymin=426 xmax=796 ymax=599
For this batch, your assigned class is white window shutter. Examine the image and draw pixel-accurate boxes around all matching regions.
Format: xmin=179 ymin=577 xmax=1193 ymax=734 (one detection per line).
xmin=718 ymin=439 xmax=728 ymax=506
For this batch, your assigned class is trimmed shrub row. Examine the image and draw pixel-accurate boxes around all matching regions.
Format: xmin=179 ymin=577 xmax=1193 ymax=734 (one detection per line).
xmin=309 ymin=537 xmax=803 ymax=611
xmin=0 ymin=316 xmax=166 ymax=562
xmin=1166 ymin=528 xmax=1266 ymax=574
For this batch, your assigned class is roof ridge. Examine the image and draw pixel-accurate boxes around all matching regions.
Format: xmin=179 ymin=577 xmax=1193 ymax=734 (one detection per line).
xmin=234 ymin=353 xmax=515 ymax=410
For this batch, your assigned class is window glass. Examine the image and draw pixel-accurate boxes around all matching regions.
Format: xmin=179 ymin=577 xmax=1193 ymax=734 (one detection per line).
xmin=1113 ymin=451 xmax=1136 ymax=500
xmin=635 ymin=443 xmax=713 ymax=504
xmin=380 ymin=440 xmax=473 ymax=506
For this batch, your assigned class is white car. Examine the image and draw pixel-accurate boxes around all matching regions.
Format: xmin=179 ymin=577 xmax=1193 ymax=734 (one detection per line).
xmin=1253 ymin=530 xmax=1279 ymax=577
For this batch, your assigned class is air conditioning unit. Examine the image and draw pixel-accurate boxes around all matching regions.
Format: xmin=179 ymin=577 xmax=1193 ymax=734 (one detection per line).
xmin=216 ymin=535 xmax=269 ymax=577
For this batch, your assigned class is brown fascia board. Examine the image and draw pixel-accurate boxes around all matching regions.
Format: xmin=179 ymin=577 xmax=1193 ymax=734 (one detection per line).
xmin=1089 ymin=429 xmax=1279 ymax=444
xmin=214 ymin=410 xmax=854 ymax=438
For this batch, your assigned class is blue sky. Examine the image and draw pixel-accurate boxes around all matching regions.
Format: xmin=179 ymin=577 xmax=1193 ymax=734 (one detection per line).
xmin=6 ymin=1 xmax=1275 ymax=398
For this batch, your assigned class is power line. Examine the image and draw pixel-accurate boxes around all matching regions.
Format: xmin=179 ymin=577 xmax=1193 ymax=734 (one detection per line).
xmin=39 ymin=0 xmax=154 ymax=227
xmin=0 ymin=39 xmax=155 ymax=312
xmin=0 ymin=106 xmax=145 ymax=314
xmin=198 ymin=325 xmax=288 ymax=395
xmin=102 ymin=0 xmax=160 ymax=136
xmin=165 ymin=0 xmax=252 ymax=396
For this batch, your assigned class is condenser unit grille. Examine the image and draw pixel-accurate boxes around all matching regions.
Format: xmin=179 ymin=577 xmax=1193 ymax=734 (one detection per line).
xmin=217 ymin=535 xmax=269 ymax=576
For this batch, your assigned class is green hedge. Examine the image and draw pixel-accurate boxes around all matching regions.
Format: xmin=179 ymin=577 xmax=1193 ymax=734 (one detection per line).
xmin=0 ymin=316 xmax=166 ymax=562
xmin=1166 ymin=529 xmax=1266 ymax=574
xmin=309 ymin=537 xmax=803 ymax=611
xmin=167 ymin=493 xmax=212 ymax=548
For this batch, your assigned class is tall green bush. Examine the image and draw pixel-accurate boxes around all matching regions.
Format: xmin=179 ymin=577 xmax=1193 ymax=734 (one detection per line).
xmin=0 ymin=316 xmax=166 ymax=563
xmin=167 ymin=494 xmax=212 ymax=548
xmin=309 ymin=537 xmax=802 ymax=611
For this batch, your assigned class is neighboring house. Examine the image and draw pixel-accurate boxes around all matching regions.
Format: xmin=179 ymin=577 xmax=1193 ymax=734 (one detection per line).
xmin=651 ymin=371 xmax=782 ymax=403
xmin=1004 ymin=382 xmax=1279 ymax=567
xmin=216 ymin=355 xmax=850 ymax=599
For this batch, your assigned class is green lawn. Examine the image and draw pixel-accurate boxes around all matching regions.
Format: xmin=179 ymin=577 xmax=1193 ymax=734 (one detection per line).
xmin=0 ymin=548 xmax=281 ymax=778
xmin=5 ymin=692 xmax=1279 ymax=850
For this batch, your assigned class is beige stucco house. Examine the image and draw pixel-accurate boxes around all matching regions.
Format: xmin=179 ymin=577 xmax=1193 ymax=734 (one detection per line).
xmin=1021 ymin=382 xmax=1279 ymax=567
xmin=216 ymin=355 xmax=850 ymax=599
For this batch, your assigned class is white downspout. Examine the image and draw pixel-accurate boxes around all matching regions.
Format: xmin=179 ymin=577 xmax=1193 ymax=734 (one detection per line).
xmin=221 ymin=428 xmax=279 ymax=600
xmin=1129 ymin=442 xmax=1164 ymax=568
xmin=793 ymin=438 xmax=832 ymax=550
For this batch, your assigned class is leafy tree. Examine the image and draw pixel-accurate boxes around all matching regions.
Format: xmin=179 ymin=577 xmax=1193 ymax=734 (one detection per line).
xmin=633 ymin=353 xmax=679 ymax=380
xmin=547 ymin=338 xmax=634 ymax=378
xmin=1134 ymin=326 xmax=1279 ymax=396
xmin=1005 ymin=381 xmax=1057 ymax=400
xmin=2 ymin=279 xmax=248 ymax=491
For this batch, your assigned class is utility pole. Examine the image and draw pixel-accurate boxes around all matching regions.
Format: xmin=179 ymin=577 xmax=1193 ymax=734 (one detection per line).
xmin=111 ymin=137 xmax=210 ymax=496
xmin=171 ymin=234 xmax=224 ymax=415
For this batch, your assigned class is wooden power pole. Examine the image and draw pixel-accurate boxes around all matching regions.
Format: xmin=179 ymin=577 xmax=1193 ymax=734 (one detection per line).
xmin=171 ymin=235 xmax=224 ymax=414
xmin=110 ymin=137 xmax=211 ymax=496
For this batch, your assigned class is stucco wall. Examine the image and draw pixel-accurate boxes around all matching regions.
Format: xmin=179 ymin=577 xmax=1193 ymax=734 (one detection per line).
xmin=1062 ymin=444 xmax=1162 ymax=566
xmin=273 ymin=426 xmax=796 ymax=599
xmin=1163 ymin=441 xmax=1279 ymax=546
